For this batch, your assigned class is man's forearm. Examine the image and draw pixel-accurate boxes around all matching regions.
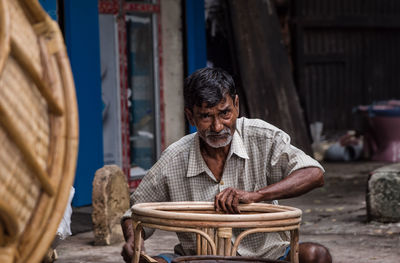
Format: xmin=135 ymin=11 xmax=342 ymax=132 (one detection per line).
xmin=254 ymin=167 xmax=324 ymax=202
xmin=121 ymin=218 xmax=134 ymax=242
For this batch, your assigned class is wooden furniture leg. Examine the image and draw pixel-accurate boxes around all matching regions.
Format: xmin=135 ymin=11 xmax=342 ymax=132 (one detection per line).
xmin=132 ymin=222 xmax=143 ymax=263
xmin=290 ymin=229 xmax=299 ymax=263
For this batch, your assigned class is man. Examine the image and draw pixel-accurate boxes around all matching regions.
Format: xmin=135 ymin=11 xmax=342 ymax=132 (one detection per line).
xmin=121 ymin=68 xmax=332 ymax=263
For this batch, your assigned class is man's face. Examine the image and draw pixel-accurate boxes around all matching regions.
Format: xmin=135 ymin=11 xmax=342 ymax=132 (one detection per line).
xmin=186 ymin=95 xmax=239 ymax=148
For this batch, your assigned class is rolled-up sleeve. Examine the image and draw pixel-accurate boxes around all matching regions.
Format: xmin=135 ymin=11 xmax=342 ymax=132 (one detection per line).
xmin=120 ymin=170 xmax=169 ymax=239
xmin=268 ymin=131 xmax=324 ymax=185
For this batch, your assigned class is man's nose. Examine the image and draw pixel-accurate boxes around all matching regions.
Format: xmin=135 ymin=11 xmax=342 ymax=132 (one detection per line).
xmin=212 ymin=117 xmax=224 ymax=133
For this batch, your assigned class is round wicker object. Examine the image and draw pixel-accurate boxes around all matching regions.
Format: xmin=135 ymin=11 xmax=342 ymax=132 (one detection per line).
xmin=131 ymin=202 xmax=302 ymax=263
xmin=0 ymin=1 xmax=78 ymax=262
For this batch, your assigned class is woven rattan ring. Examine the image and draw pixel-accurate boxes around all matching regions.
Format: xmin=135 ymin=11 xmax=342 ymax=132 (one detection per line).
xmin=131 ymin=202 xmax=302 ymax=263
xmin=0 ymin=0 xmax=78 ymax=262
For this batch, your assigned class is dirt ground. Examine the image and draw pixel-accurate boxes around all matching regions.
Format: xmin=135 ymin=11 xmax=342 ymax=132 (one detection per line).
xmin=56 ymin=162 xmax=400 ymax=263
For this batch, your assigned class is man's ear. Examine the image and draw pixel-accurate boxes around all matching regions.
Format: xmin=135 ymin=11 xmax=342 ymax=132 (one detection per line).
xmin=185 ymin=108 xmax=195 ymax=126
xmin=234 ymin=95 xmax=239 ymax=113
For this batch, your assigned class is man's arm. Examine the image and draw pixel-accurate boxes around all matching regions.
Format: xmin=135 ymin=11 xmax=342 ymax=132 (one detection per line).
xmin=121 ymin=218 xmax=143 ymax=263
xmin=214 ymin=167 xmax=324 ymax=213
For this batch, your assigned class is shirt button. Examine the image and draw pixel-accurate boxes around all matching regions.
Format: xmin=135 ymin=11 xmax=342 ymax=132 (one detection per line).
xmin=220 ymin=180 xmax=224 ymax=185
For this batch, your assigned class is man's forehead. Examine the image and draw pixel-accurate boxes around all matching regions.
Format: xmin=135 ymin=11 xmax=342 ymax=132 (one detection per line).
xmin=197 ymin=96 xmax=232 ymax=111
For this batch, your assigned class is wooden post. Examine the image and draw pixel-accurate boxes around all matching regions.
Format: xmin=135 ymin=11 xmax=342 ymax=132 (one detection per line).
xmin=227 ymin=0 xmax=312 ymax=153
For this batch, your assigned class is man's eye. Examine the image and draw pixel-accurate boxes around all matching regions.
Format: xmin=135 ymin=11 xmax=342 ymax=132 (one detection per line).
xmin=221 ymin=110 xmax=230 ymax=117
xmin=201 ymin=114 xmax=210 ymax=119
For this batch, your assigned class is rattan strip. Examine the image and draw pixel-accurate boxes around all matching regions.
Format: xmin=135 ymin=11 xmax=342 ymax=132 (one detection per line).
xmin=134 ymin=202 xmax=297 ymax=213
xmin=0 ymin=66 xmax=49 ymax=174
xmin=11 ymin=37 xmax=63 ymax=115
xmin=132 ymin=202 xmax=302 ymax=222
xmin=231 ymin=225 xmax=300 ymax=256
xmin=0 ymin=56 xmax=50 ymax=133
xmin=0 ymin=130 xmax=41 ymax=201
xmin=0 ymin=177 xmax=35 ymax=227
xmin=8 ymin=0 xmax=41 ymax=75
xmin=0 ymin=199 xmax=19 ymax=243
xmin=18 ymin=0 xmax=48 ymax=23
xmin=140 ymin=223 xmax=217 ymax=255
xmin=0 ymin=243 xmax=17 ymax=263
xmin=0 ymin=0 xmax=10 ymax=73
xmin=133 ymin=215 xmax=301 ymax=229
xmin=0 ymin=100 xmax=55 ymax=196
xmin=0 ymin=130 xmax=41 ymax=226
xmin=0 ymin=57 xmax=50 ymax=169
xmin=0 ymin=155 xmax=40 ymax=226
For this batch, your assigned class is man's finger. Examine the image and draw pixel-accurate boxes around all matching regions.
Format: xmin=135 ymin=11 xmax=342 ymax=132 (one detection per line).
xmin=121 ymin=248 xmax=131 ymax=263
xmin=225 ymin=191 xmax=235 ymax=214
xmin=218 ymin=188 xmax=232 ymax=213
xmin=121 ymin=241 xmax=134 ymax=263
xmin=215 ymin=190 xmax=225 ymax=212
xmin=215 ymin=188 xmax=229 ymax=212
xmin=232 ymin=194 xmax=241 ymax=214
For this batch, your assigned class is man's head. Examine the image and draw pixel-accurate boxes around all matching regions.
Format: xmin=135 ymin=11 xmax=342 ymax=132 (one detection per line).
xmin=184 ymin=67 xmax=236 ymax=110
xmin=184 ymin=68 xmax=239 ymax=149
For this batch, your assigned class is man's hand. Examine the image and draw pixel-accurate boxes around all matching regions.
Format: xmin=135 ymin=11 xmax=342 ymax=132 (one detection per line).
xmin=121 ymin=218 xmax=145 ymax=263
xmin=121 ymin=235 xmax=135 ymax=263
xmin=214 ymin=167 xmax=324 ymax=214
xmin=214 ymin=187 xmax=262 ymax=213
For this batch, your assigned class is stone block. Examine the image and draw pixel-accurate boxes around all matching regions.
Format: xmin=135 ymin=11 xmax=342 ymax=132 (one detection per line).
xmin=367 ymin=163 xmax=400 ymax=222
xmin=92 ymin=165 xmax=130 ymax=245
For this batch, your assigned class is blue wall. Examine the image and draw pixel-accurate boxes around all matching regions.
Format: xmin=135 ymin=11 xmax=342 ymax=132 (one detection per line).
xmin=39 ymin=0 xmax=57 ymax=21
xmin=63 ymin=0 xmax=104 ymax=206
xmin=185 ymin=0 xmax=207 ymax=133
xmin=185 ymin=0 xmax=207 ymax=74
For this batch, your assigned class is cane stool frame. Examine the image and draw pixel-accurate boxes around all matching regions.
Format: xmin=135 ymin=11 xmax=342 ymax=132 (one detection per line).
xmin=131 ymin=202 xmax=302 ymax=263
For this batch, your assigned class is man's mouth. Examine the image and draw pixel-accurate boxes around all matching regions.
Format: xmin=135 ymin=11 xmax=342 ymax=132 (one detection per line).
xmin=208 ymin=134 xmax=227 ymax=139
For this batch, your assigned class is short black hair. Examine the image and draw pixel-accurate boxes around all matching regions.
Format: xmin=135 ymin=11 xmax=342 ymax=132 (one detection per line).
xmin=184 ymin=67 xmax=236 ymax=111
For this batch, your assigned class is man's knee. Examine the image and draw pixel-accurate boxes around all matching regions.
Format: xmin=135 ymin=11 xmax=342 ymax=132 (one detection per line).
xmin=299 ymin=242 xmax=332 ymax=263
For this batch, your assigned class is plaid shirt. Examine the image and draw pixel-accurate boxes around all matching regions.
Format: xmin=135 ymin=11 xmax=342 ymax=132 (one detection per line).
xmin=126 ymin=117 xmax=323 ymax=260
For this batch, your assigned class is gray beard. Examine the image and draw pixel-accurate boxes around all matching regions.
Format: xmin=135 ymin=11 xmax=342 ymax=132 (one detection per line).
xmin=202 ymin=129 xmax=233 ymax=148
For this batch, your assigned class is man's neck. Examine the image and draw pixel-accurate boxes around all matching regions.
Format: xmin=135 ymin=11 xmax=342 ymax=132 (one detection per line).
xmin=199 ymin=138 xmax=231 ymax=160
xmin=199 ymin=138 xmax=231 ymax=182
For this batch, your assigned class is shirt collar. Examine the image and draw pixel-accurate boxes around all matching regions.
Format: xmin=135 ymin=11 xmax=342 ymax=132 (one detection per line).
xmin=187 ymin=134 xmax=212 ymax=178
xmin=186 ymin=129 xmax=249 ymax=179
xmin=228 ymin=129 xmax=250 ymax=160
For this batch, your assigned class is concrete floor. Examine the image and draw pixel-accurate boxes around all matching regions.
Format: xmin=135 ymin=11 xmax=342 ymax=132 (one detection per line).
xmin=55 ymin=162 xmax=400 ymax=263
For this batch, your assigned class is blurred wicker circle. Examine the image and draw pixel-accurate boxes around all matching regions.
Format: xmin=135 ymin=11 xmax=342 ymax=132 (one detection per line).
xmin=0 ymin=1 xmax=78 ymax=263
